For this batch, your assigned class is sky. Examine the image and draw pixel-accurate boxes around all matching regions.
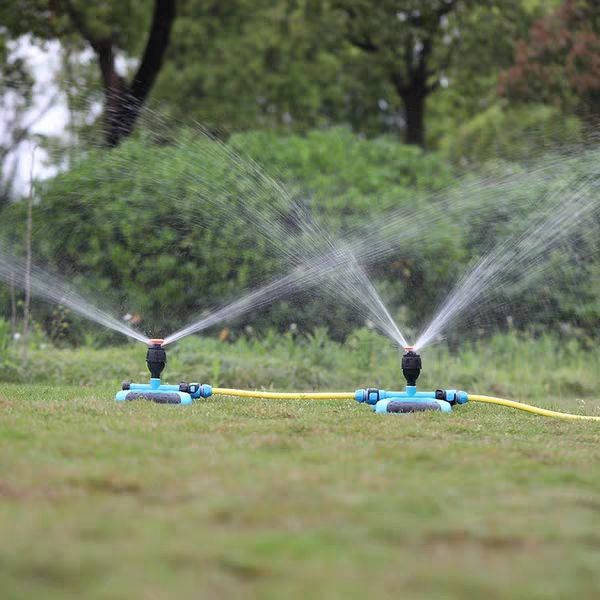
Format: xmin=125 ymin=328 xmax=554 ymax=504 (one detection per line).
xmin=1 ymin=36 xmax=70 ymax=195
xmin=1 ymin=35 xmax=125 ymax=197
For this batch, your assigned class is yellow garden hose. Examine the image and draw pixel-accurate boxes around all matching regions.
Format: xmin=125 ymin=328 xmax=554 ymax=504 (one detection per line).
xmin=211 ymin=388 xmax=355 ymax=400
xmin=468 ymin=394 xmax=600 ymax=421
xmin=211 ymin=387 xmax=600 ymax=421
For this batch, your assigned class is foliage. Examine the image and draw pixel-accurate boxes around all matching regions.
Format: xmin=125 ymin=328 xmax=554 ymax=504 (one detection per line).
xmin=155 ymin=0 xmax=352 ymax=133
xmin=229 ymin=128 xmax=454 ymax=221
xmin=425 ymin=0 xmax=543 ymax=146
xmin=0 ymin=0 xmax=579 ymax=152
xmin=141 ymin=0 xmax=539 ymax=145
xmin=0 ymin=127 xmax=460 ymax=340
xmin=0 ymin=319 xmax=18 ymax=380
xmin=1 ymin=126 xmax=598 ymax=343
xmin=499 ymin=0 xmax=600 ymax=123
xmin=440 ymin=102 xmax=582 ymax=164
xmin=332 ymin=0 xmax=532 ymax=146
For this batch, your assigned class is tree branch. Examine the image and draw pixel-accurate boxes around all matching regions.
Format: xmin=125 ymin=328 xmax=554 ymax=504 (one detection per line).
xmin=129 ymin=0 xmax=176 ymax=103
xmin=338 ymin=3 xmax=379 ymax=53
xmin=61 ymin=0 xmax=176 ymax=146
xmin=61 ymin=0 xmax=120 ymax=92
xmin=61 ymin=0 xmax=104 ymax=53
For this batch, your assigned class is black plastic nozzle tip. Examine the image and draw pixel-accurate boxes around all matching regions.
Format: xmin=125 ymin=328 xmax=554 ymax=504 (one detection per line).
xmin=402 ymin=350 xmax=422 ymax=386
xmin=146 ymin=342 xmax=167 ymax=379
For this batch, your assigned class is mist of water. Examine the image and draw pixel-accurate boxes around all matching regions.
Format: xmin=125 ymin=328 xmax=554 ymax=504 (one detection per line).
xmin=0 ymin=244 xmax=149 ymax=344
xmin=8 ymin=86 xmax=599 ymax=352
xmin=85 ymin=112 xmax=416 ymax=347
xmin=162 ymin=146 xmax=590 ymax=347
xmin=415 ymin=171 xmax=600 ymax=350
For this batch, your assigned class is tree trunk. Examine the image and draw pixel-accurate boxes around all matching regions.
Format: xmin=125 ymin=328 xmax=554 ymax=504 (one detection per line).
xmin=63 ymin=0 xmax=176 ymax=148
xmin=391 ymin=69 xmax=428 ymax=147
xmin=22 ymin=146 xmax=35 ymax=360
xmin=96 ymin=43 xmax=128 ymax=148
xmin=9 ymin=273 xmax=17 ymax=336
xmin=401 ymin=89 xmax=427 ymax=147
xmin=109 ymin=0 xmax=176 ymax=147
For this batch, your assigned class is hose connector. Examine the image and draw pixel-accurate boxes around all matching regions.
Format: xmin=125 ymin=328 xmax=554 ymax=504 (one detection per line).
xmin=182 ymin=383 xmax=213 ymax=399
xmin=146 ymin=338 xmax=166 ymax=379
xmin=435 ymin=389 xmax=468 ymax=405
xmin=355 ymin=388 xmax=382 ymax=404
xmin=402 ymin=348 xmax=421 ymax=386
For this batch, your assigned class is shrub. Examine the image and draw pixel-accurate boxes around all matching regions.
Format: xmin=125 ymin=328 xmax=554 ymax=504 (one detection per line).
xmin=0 ymin=128 xmax=457 ymax=341
xmin=0 ymin=126 xmax=597 ymax=345
xmin=440 ymin=103 xmax=582 ymax=165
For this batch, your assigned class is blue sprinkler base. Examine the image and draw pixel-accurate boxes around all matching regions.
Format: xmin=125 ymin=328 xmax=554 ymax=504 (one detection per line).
xmin=354 ymin=386 xmax=468 ymax=414
xmin=115 ymin=378 xmax=213 ymax=405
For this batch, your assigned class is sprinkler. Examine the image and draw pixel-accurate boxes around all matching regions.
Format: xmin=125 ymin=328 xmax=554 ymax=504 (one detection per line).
xmin=115 ymin=339 xmax=212 ymax=404
xmin=354 ymin=347 xmax=467 ymax=414
xmin=113 ymin=343 xmax=600 ymax=422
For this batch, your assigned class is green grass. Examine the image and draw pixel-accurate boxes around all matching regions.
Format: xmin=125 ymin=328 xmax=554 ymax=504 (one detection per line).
xmin=1 ymin=333 xmax=600 ymax=598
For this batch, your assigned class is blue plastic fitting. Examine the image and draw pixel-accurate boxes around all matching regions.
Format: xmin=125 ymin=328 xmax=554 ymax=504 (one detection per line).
xmin=355 ymin=386 xmax=446 ymax=405
xmin=355 ymin=386 xmax=468 ymax=413
xmin=115 ymin=378 xmax=213 ymax=405
xmin=443 ymin=390 xmax=468 ymax=405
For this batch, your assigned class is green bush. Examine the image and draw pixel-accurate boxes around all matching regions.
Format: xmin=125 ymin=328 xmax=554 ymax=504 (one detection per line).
xmin=0 ymin=319 xmax=18 ymax=379
xmin=230 ymin=128 xmax=454 ymax=223
xmin=0 ymin=128 xmax=458 ymax=341
xmin=440 ymin=103 xmax=582 ymax=165
xmin=0 ymin=126 xmax=597 ymax=345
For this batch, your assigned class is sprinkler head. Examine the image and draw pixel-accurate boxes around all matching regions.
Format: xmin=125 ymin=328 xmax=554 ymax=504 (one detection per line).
xmin=401 ymin=348 xmax=421 ymax=387
xmin=146 ymin=338 xmax=166 ymax=379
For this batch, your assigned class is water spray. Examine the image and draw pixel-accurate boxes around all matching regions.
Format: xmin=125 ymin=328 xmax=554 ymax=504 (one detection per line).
xmin=115 ymin=339 xmax=212 ymax=404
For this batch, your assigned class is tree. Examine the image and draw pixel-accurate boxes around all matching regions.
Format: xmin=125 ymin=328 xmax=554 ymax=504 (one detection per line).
xmin=61 ymin=0 xmax=176 ymax=147
xmin=154 ymin=0 xmax=355 ymax=134
xmin=0 ymin=1 xmax=176 ymax=148
xmin=334 ymin=0 xmax=472 ymax=146
xmin=0 ymin=31 xmax=42 ymax=205
xmin=499 ymin=0 xmax=600 ymax=125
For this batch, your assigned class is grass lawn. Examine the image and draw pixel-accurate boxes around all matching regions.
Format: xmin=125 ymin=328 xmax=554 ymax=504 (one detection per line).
xmin=1 ymin=334 xmax=600 ymax=598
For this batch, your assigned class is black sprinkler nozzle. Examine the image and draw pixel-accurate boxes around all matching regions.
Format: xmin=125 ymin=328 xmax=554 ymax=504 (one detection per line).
xmin=146 ymin=339 xmax=166 ymax=379
xmin=401 ymin=349 xmax=421 ymax=386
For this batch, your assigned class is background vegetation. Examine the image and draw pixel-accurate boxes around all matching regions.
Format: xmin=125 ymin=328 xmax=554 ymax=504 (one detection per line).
xmin=2 ymin=0 xmax=599 ymax=349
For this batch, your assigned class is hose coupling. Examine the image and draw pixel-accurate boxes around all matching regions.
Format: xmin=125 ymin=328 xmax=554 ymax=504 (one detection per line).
xmin=435 ymin=389 xmax=468 ymax=405
xmin=355 ymin=388 xmax=381 ymax=404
